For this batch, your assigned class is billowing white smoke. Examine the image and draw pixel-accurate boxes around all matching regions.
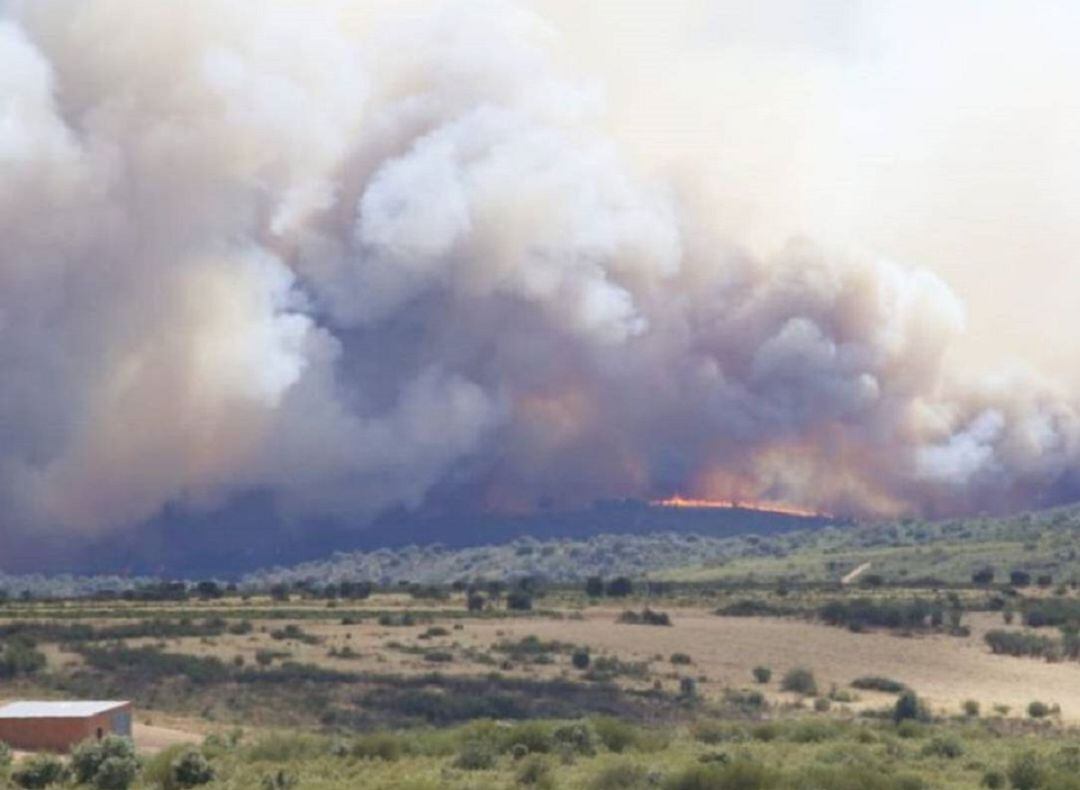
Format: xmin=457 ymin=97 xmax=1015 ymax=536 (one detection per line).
xmin=1 ymin=0 xmax=1078 ymax=540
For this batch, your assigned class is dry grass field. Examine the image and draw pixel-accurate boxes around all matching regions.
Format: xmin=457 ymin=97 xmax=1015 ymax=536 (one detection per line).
xmin=23 ymin=598 xmax=1075 ymax=723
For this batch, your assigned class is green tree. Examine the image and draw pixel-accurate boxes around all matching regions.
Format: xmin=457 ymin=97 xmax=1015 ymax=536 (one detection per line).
xmin=893 ymin=691 xmax=926 ymax=724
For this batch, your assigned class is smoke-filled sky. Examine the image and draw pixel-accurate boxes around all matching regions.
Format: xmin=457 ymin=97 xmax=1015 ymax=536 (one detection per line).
xmin=2 ymin=0 xmax=1080 ymax=555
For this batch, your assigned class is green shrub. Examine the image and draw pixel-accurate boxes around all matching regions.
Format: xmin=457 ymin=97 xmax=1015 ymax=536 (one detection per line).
xmin=572 ymin=649 xmax=591 ymax=670
xmin=781 ymin=667 xmax=818 ymax=695
xmin=893 ymin=691 xmax=928 ymax=724
xmin=813 ymin=697 xmax=831 ymax=712
xmin=981 ymin=770 xmax=1005 ymax=788
xmin=985 ymin=630 xmax=1059 ymax=658
xmin=692 ymin=721 xmax=746 ymax=745
xmin=797 ymin=767 xmax=927 ymax=789
xmin=553 ymin=723 xmax=595 ymax=756
xmin=170 ymin=749 xmax=215 ymax=788
xmin=593 ymin=717 xmax=640 ymax=753
xmin=724 ymin=689 xmax=765 ymax=709
xmin=93 ymin=757 xmax=141 ymax=790
xmin=502 ymin=722 xmax=554 ymax=755
xmin=12 ymin=754 xmax=67 ymax=789
xmin=71 ymin=736 xmax=139 ymax=790
xmin=751 ymin=723 xmax=780 ymax=742
xmin=819 ymin=598 xmax=941 ymax=632
xmin=351 ymin=733 xmax=406 ymax=762
xmin=589 ymin=763 xmax=650 ymax=790
xmin=921 ymin=735 xmax=965 ymax=759
xmin=787 ymin=720 xmax=840 ymax=744
xmin=896 ymin=720 xmax=924 ymax=739
xmin=617 ymin=609 xmax=672 ymax=626
xmin=0 ymin=639 xmax=46 ymax=679
xmin=506 ymin=591 xmax=533 ymax=611
xmin=1028 ymin=700 xmax=1051 ymax=718
xmin=1008 ymin=751 xmax=1045 ymax=790
xmin=752 ymin=666 xmax=771 ymax=684
xmin=963 ymin=700 xmax=980 ymax=718
xmin=516 ymin=756 xmax=555 ymax=788
xmin=852 ymin=676 xmax=907 ymax=694
xmin=671 ymin=653 xmax=693 ymax=666
xmin=453 ymin=742 xmax=497 ymax=771
xmin=663 ymin=761 xmax=776 ymax=790
xmin=245 ymin=733 xmax=331 ymax=763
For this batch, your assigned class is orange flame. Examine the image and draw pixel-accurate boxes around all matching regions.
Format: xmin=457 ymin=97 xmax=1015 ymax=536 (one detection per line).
xmin=650 ymin=494 xmax=828 ymax=519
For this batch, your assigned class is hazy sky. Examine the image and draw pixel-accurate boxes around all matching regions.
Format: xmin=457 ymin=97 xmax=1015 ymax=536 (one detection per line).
xmin=535 ymin=0 xmax=1080 ymax=382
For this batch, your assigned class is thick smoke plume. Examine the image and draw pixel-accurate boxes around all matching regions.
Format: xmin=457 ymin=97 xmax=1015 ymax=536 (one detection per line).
xmin=1 ymin=0 xmax=1078 ymax=544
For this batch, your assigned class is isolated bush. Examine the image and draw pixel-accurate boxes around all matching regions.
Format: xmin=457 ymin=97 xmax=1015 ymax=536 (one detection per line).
xmin=1010 ymin=570 xmax=1032 ymax=588
xmin=781 ymin=667 xmax=818 ymax=696
xmin=72 ymin=736 xmax=140 ymax=790
xmin=466 ymin=593 xmax=486 ymax=612
xmin=679 ymin=677 xmax=699 ymax=699
xmin=670 ymin=653 xmax=692 ymax=665
xmin=571 ymin=649 xmax=591 ymax=670
xmin=12 ymin=754 xmax=67 ymax=789
xmin=972 ymin=567 xmax=995 ymax=585
xmin=963 ymin=700 xmax=981 ymax=717
xmin=1028 ymin=701 xmax=1051 ymax=719
xmin=752 ymin=666 xmax=772 ymax=684
xmin=813 ymin=697 xmax=831 ymax=712
xmin=506 ymin=591 xmax=533 ymax=611
xmin=981 ymin=770 xmax=1006 ymax=788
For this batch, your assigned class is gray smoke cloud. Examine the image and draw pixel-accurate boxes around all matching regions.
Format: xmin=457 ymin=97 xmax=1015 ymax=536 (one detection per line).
xmin=1 ymin=0 xmax=1078 ymax=543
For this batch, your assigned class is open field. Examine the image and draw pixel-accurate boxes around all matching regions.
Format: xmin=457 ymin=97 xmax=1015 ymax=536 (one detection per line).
xmin=6 ymin=507 xmax=1080 ymax=787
